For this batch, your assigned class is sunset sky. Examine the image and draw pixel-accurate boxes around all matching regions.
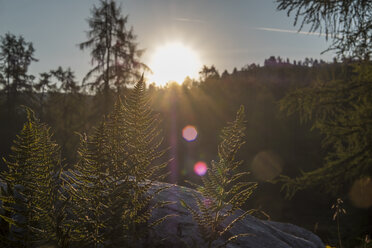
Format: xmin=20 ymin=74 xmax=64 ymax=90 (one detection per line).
xmin=0 ymin=0 xmax=335 ymax=83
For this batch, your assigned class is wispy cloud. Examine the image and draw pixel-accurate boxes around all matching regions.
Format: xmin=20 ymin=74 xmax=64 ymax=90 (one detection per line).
xmin=254 ymin=27 xmax=326 ymax=37
xmin=173 ymin=17 xmax=206 ymax=24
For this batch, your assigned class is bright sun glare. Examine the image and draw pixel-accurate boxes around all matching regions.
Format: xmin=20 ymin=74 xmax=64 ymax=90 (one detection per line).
xmin=148 ymin=42 xmax=201 ymax=86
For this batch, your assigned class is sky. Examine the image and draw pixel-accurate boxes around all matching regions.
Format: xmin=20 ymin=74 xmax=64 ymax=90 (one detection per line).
xmin=0 ymin=0 xmax=336 ymax=83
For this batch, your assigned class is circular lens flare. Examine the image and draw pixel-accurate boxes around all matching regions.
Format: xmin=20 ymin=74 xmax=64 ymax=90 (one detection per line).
xmin=182 ymin=125 xmax=198 ymax=141
xmin=194 ymin=161 xmax=207 ymax=176
xmin=349 ymin=177 xmax=372 ymax=208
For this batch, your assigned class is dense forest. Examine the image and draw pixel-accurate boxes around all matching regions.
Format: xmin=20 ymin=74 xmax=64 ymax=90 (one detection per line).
xmin=0 ymin=0 xmax=371 ymax=247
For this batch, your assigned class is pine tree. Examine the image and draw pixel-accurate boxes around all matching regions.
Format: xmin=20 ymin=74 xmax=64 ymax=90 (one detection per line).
xmin=181 ymin=106 xmax=257 ymax=248
xmin=0 ymin=107 xmax=67 ymax=247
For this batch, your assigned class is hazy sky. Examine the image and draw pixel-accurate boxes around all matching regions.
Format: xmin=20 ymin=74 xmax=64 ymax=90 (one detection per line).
xmin=0 ymin=0 xmax=335 ymax=82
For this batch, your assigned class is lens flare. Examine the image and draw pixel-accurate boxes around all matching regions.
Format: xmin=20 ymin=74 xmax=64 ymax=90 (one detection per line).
xmin=251 ymin=150 xmax=282 ymax=181
xmin=349 ymin=177 xmax=372 ymax=208
xmin=182 ymin=125 xmax=198 ymax=141
xmin=194 ymin=161 xmax=207 ymax=176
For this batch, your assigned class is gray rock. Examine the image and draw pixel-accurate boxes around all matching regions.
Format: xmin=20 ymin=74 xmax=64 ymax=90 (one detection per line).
xmin=148 ymin=181 xmax=324 ymax=248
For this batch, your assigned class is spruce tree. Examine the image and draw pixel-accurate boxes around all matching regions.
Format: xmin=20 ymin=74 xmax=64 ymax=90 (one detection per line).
xmin=181 ymin=106 xmax=257 ymax=248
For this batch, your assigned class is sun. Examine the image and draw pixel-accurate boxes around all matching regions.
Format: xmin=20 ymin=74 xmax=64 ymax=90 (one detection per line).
xmin=147 ymin=42 xmax=202 ymax=86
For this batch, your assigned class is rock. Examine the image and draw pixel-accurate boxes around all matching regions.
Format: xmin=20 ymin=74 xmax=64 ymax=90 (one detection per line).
xmin=148 ymin=181 xmax=324 ymax=248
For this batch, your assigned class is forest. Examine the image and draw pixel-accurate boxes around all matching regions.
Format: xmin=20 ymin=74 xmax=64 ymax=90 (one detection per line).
xmin=0 ymin=0 xmax=371 ymax=247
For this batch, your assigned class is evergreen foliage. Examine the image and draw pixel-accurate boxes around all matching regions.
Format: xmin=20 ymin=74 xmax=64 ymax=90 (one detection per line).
xmin=279 ymin=62 xmax=372 ymax=198
xmin=276 ymin=0 xmax=372 ymax=60
xmin=181 ymin=106 xmax=257 ymax=248
xmin=0 ymin=107 xmax=67 ymax=247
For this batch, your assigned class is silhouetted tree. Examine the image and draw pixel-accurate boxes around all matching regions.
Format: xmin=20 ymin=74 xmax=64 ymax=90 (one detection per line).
xmin=80 ymin=0 xmax=146 ymax=112
xmin=221 ymin=69 xmax=229 ymax=78
xmin=199 ymin=65 xmax=220 ymax=81
xmin=50 ymin=67 xmax=80 ymax=94
xmin=34 ymin=72 xmax=53 ymax=118
xmin=0 ymin=33 xmax=37 ymax=111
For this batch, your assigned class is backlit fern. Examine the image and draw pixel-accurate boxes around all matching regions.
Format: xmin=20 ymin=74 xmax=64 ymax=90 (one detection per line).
xmin=181 ymin=105 xmax=257 ymax=248
xmin=0 ymin=107 xmax=67 ymax=247
xmin=64 ymin=77 xmax=171 ymax=247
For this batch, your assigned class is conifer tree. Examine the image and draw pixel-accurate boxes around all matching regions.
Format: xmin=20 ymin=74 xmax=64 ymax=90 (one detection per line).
xmin=276 ymin=0 xmax=372 ymax=198
xmin=0 ymin=33 xmax=37 ymax=113
xmin=0 ymin=107 xmax=67 ymax=247
xmin=34 ymin=72 xmax=56 ymax=119
xmin=276 ymin=0 xmax=371 ymax=60
xmin=80 ymin=0 xmax=146 ymax=112
xmin=279 ymin=63 xmax=372 ymax=197
xmin=181 ymin=106 xmax=257 ymax=248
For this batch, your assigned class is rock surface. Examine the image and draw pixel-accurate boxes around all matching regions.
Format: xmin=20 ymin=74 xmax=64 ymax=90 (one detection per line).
xmin=148 ymin=181 xmax=324 ymax=248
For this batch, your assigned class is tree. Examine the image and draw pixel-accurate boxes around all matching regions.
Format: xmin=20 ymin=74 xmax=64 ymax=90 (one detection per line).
xmin=80 ymin=0 xmax=147 ymax=112
xmin=0 ymin=33 xmax=37 ymax=110
xmin=276 ymin=0 xmax=372 ymax=198
xmin=276 ymin=0 xmax=372 ymax=60
xmin=279 ymin=63 xmax=372 ymax=197
xmin=181 ymin=106 xmax=257 ymax=248
xmin=34 ymin=72 xmax=56 ymax=119
xmin=0 ymin=108 xmax=68 ymax=247
xmin=199 ymin=65 xmax=220 ymax=81
xmin=50 ymin=66 xmax=80 ymax=94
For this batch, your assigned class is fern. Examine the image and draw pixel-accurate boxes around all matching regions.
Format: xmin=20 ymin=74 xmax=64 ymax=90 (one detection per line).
xmin=0 ymin=107 xmax=67 ymax=247
xmin=119 ymin=76 xmax=170 ymax=246
xmin=64 ymin=124 xmax=112 ymax=247
xmin=181 ymin=105 xmax=257 ymax=248
xmin=65 ymin=77 xmax=171 ymax=247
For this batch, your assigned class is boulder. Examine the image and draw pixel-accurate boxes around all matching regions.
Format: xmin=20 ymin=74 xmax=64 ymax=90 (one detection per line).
xmin=148 ymin=181 xmax=324 ymax=248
